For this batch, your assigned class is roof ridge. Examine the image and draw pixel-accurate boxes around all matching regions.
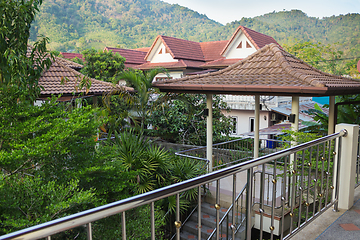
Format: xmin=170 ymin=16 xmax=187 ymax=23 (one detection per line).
xmin=268 ymin=44 xmax=350 ymax=87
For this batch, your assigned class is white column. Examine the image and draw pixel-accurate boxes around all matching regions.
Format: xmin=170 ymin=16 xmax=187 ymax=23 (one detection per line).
xmin=334 ymin=123 xmax=359 ymax=210
xmin=206 ymin=94 xmax=213 ymax=172
xmin=291 ymin=96 xmax=299 ymax=147
xmin=254 ymin=95 xmax=260 ymax=159
xmin=328 ymin=96 xmax=335 ymax=135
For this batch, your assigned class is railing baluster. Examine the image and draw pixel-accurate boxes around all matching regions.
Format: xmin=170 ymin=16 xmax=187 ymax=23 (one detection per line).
xmin=176 ymin=193 xmax=180 ymax=240
xmin=289 ymin=152 xmax=297 ymax=233
xmin=270 ymin=159 xmax=277 ymax=240
xmin=280 ymin=155 xmax=288 ymax=240
xmin=216 ymin=180 xmax=220 ymax=240
xmin=334 ymin=137 xmax=342 ymax=212
xmin=198 ymin=186 xmax=202 ymax=240
xmin=246 ymin=167 xmax=253 ymax=240
xmin=46 ymin=236 xmax=51 ymax=240
xmin=306 ymin=146 xmax=313 ymax=221
xmin=313 ymin=144 xmax=320 ymax=219
xmin=297 ymin=149 xmax=305 ymax=229
xmin=319 ymin=142 xmax=326 ymax=212
xmin=232 ymin=174 xmax=236 ymax=240
xmin=325 ymin=140 xmax=332 ymax=207
xmin=122 ymin=212 xmax=126 ymax=240
xmin=260 ymin=164 xmax=265 ymax=240
xmin=86 ymin=222 xmax=92 ymax=240
xmin=151 ymin=202 xmax=155 ymax=240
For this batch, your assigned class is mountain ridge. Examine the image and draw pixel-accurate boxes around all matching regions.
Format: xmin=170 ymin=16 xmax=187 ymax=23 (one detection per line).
xmin=30 ymin=0 xmax=360 ymax=59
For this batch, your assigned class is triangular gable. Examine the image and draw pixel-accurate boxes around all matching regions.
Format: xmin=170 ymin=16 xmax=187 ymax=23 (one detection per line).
xmin=145 ymin=35 xmax=205 ymax=63
xmin=221 ymin=26 xmax=280 ymax=59
xmin=144 ymin=36 xmax=178 ymax=63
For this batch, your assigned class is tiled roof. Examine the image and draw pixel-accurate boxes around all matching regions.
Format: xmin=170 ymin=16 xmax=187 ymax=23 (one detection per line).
xmin=55 ymin=56 xmax=83 ymax=69
xmin=60 ymin=52 xmax=84 ymax=60
xmin=132 ymin=47 xmax=151 ymax=52
xmin=200 ymin=58 xmax=242 ymax=68
xmin=104 ymin=47 xmax=147 ymax=66
xmin=145 ymin=35 xmax=205 ymax=62
xmin=137 ymin=59 xmax=204 ymax=70
xmin=39 ymin=59 xmax=130 ymax=97
xmin=221 ymin=26 xmax=281 ymax=55
xmin=242 ymin=123 xmax=308 ymax=136
xmin=200 ymin=40 xmax=229 ymax=61
xmin=272 ymin=101 xmax=330 ymax=122
xmin=153 ymin=43 xmax=360 ymax=96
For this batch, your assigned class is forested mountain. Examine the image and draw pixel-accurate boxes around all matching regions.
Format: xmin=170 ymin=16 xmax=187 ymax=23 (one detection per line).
xmin=30 ymin=0 xmax=223 ymax=51
xmin=30 ymin=0 xmax=360 ymax=59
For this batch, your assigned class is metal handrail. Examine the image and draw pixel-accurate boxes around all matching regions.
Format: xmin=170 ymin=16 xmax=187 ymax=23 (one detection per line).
xmin=207 ymin=184 xmax=247 ymax=239
xmin=0 ymin=130 xmax=347 ymax=240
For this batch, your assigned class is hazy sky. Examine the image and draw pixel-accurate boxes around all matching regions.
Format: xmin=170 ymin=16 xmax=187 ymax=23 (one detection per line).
xmin=162 ymin=0 xmax=360 ymax=24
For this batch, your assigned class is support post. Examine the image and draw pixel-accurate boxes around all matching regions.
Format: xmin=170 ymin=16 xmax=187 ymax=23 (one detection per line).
xmin=291 ymin=96 xmax=299 ymax=147
xmin=328 ymin=96 xmax=335 ymax=135
xmin=254 ymin=95 xmax=260 ymax=159
xmin=334 ymin=124 xmax=359 ymax=210
xmin=206 ymin=94 xmax=213 ymax=172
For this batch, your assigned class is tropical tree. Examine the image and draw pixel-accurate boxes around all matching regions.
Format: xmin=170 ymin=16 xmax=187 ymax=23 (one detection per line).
xmin=80 ymin=48 xmax=126 ymax=83
xmin=115 ymin=67 xmax=169 ymax=133
xmin=149 ymin=93 xmax=233 ymax=145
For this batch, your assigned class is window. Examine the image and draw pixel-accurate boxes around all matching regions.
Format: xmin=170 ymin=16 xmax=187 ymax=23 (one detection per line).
xmin=165 ymin=47 xmax=170 ymax=53
xmin=231 ymin=117 xmax=238 ymax=134
xmin=237 ymin=41 xmax=242 ymax=49
xmin=249 ymin=117 xmax=255 ymax=132
xmin=246 ymin=41 xmax=252 ymax=48
xmin=159 ymin=48 xmax=163 ymax=54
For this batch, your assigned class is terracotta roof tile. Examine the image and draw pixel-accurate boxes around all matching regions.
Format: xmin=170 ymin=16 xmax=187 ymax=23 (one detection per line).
xmin=200 ymin=58 xmax=242 ymax=68
xmin=104 ymin=47 xmax=147 ymax=66
xmin=39 ymin=59 xmax=130 ymax=97
xmin=55 ymin=56 xmax=83 ymax=69
xmin=221 ymin=26 xmax=281 ymax=55
xmin=145 ymin=35 xmax=205 ymax=62
xmin=153 ymin=43 xmax=360 ymax=96
xmin=132 ymin=47 xmax=151 ymax=52
xmin=200 ymin=40 xmax=229 ymax=61
xmin=60 ymin=52 xmax=84 ymax=60
xmin=136 ymin=59 xmax=204 ymax=70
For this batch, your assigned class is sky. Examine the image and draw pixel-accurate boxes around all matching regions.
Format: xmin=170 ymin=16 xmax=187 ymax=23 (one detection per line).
xmin=162 ymin=0 xmax=360 ymax=24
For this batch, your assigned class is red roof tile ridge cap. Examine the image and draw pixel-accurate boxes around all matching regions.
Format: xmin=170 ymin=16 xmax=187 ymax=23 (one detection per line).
xmin=55 ymin=56 xmax=83 ymax=68
xmin=220 ymin=43 xmax=273 ymax=71
xmin=200 ymin=40 xmax=228 ymax=45
xmin=271 ymin=44 xmax=353 ymax=87
xmin=270 ymin=44 xmax=323 ymax=86
xmin=105 ymin=46 xmax=147 ymax=54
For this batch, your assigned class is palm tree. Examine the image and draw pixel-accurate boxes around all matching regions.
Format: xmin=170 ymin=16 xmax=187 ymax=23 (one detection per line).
xmin=116 ymin=67 xmax=169 ymax=134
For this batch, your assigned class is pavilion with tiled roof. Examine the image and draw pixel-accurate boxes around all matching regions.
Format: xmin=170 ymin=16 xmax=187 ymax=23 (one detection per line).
xmin=38 ymin=57 xmax=131 ymax=102
xmin=153 ymin=43 xmax=360 ymax=171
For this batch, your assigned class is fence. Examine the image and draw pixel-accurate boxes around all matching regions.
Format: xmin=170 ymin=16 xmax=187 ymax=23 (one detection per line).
xmin=176 ymin=137 xmax=288 ymax=172
xmin=0 ymin=127 xmax=351 ymax=240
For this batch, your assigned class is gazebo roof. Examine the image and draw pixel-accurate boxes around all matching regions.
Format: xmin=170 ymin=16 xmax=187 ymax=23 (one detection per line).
xmin=153 ymin=43 xmax=360 ymax=96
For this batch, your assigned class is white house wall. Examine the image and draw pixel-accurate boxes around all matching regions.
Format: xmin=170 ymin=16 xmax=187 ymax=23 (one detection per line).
xmin=153 ymin=71 xmax=184 ymax=82
xmin=223 ymin=32 xmax=257 ymax=59
xmin=149 ymin=40 xmax=178 ymax=63
xmin=222 ymin=109 xmax=269 ymax=136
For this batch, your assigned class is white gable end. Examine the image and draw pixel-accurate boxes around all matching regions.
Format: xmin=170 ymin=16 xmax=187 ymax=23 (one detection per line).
xmin=223 ymin=32 xmax=257 ymax=59
xmin=147 ymin=39 xmax=178 ymax=63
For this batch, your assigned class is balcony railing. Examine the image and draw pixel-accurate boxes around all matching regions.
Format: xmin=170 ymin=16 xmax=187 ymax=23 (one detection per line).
xmin=176 ymin=137 xmax=289 ymax=172
xmin=0 ymin=129 xmax=347 ymax=240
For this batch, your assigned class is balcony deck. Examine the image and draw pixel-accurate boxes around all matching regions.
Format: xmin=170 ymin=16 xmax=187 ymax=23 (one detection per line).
xmin=292 ymin=185 xmax=360 ymax=240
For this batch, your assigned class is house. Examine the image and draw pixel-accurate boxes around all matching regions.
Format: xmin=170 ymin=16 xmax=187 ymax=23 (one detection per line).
xmin=35 ymin=54 xmax=129 ymax=105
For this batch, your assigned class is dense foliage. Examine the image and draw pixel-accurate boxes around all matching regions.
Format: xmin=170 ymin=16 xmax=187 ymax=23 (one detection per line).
xmin=0 ymin=0 xmax=204 ymax=238
xmin=149 ymin=93 xmax=232 ymax=145
xmin=81 ymin=48 xmax=126 ymax=82
xmin=30 ymin=0 xmax=223 ymax=51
